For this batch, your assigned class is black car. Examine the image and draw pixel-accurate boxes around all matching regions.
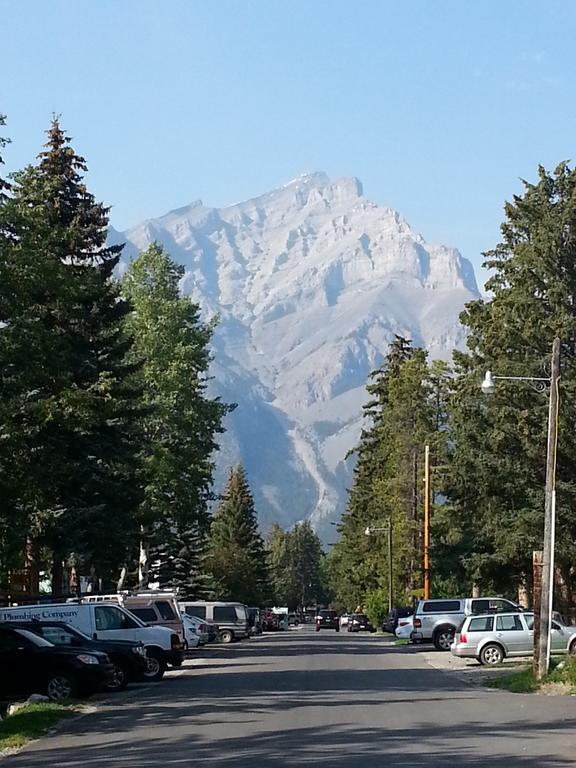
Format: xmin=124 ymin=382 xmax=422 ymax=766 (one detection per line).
xmin=315 ymin=610 xmax=340 ymax=632
xmin=347 ymin=613 xmax=376 ymax=633
xmin=0 ymin=624 xmax=114 ymax=701
xmin=382 ymin=607 xmax=414 ymax=634
xmin=7 ymin=621 xmax=148 ymax=691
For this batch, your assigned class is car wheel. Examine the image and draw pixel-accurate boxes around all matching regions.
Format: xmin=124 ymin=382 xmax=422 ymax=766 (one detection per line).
xmin=46 ymin=672 xmax=77 ymax=701
xmin=106 ymin=661 xmax=129 ymax=691
xmin=335 ymin=627 xmax=340 ymax=632
xmin=219 ymin=629 xmax=234 ymax=644
xmin=433 ymin=626 xmax=455 ymax=651
xmin=570 ymin=640 xmax=576 ymax=657
xmin=316 ymin=626 xmax=320 ymax=632
xmin=143 ymin=649 xmax=166 ymax=681
xmin=479 ymin=643 xmax=504 ymax=665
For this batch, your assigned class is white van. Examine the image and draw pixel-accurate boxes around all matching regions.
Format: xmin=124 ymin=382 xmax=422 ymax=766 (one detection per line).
xmin=79 ymin=593 xmax=185 ymax=643
xmin=179 ymin=601 xmax=249 ymax=643
xmin=0 ymin=602 xmax=183 ymax=680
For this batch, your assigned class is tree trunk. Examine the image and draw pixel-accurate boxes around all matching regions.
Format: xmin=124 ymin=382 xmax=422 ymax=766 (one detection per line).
xmin=24 ymin=536 xmax=40 ymax=595
xmin=51 ymin=551 xmax=64 ymax=596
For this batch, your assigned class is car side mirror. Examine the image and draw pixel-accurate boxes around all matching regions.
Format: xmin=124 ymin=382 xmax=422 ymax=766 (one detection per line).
xmin=92 ymin=632 xmax=98 ymax=640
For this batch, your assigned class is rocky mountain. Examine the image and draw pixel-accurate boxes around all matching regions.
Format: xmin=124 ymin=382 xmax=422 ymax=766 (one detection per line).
xmin=112 ymin=172 xmax=480 ymax=541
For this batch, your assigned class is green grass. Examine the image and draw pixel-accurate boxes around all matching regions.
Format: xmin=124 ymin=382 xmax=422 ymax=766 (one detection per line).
xmin=488 ymin=657 xmax=576 ymax=694
xmin=0 ymin=703 xmax=75 ymax=751
xmin=488 ymin=666 xmax=539 ymax=693
xmin=394 ymin=639 xmax=409 ymax=646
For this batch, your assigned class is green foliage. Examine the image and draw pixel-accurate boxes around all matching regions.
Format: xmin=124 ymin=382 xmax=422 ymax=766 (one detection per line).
xmin=0 ymin=119 xmax=144 ymax=590
xmin=267 ymin=521 xmax=325 ymax=609
xmin=488 ymin=666 xmax=538 ymax=693
xmin=209 ymin=466 xmax=271 ymax=605
xmin=364 ymin=588 xmax=389 ymax=628
xmin=122 ymin=243 xmax=233 ymax=592
xmin=449 ymin=162 xmax=576 ymax=607
xmin=330 ymin=337 xmax=452 ymax=611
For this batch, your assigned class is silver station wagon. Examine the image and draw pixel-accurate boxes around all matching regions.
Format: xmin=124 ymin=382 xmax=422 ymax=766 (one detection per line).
xmin=451 ymin=612 xmax=576 ymax=665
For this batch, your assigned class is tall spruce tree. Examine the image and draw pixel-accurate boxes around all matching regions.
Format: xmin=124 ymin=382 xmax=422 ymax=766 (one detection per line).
xmin=266 ymin=521 xmax=324 ymax=609
xmin=209 ymin=466 xmax=270 ymax=605
xmin=0 ymin=120 xmax=144 ymax=592
xmin=449 ymin=162 xmax=576 ymax=608
xmin=330 ymin=337 xmax=449 ymax=611
xmin=122 ymin=243 xmax=232 ymax=594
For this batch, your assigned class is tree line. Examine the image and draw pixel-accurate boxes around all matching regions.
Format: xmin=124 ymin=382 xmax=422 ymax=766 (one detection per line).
xmin=328 ymin=162 xmax=576 ymax=627
xmin=0 ymin=116 xmax=320 ymax=606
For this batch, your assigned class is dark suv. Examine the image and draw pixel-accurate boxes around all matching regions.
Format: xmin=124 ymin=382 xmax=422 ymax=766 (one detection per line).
xmin=382 ymin=607 xmax=414 ymax=634
xmin=8 ymin=621 xmax=147 ymax=691
xmin=0 ymin=624 xmax=113 ymax=701
xmin=316 ymin=610 xmax=340 ymax=632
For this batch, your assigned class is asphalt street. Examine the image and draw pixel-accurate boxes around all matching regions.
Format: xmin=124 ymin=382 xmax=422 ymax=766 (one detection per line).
xmin=4 ymin=627 xmax=576 ymax=767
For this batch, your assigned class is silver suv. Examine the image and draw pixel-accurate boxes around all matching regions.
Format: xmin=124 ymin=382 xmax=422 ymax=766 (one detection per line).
xmin=412 ymin=597 xmax=521 ymax=651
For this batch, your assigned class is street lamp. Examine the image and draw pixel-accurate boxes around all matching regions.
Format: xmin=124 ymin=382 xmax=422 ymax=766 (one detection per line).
xmin=365 ymin=521 xmax=393 ymax=612
xmin=480 ymin=337 xmax=561 ymax=680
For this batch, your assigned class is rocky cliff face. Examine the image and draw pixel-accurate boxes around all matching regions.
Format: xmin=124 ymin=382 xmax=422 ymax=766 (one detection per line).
xmin=114 ymin=173 xmax=479 ymax=540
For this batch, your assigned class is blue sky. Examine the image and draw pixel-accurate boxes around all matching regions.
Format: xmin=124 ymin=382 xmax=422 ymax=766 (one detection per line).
xmin=2 ymin=0 xmax=576 ymax=288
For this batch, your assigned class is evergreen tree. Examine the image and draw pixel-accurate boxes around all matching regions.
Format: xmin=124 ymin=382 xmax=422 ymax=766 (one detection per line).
xmin=449 ymin=162 xmax=576 ymax=607
xmin=0 ymin=119 xmax=144 ymax=591
xmin=209 ymin=466 xmax=270 ymax=605
xmin=267 ymin=521 xmax=324 ymax=609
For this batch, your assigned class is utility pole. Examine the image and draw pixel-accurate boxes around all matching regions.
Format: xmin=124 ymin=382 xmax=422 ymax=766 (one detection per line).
xmin=387 ymin=517 xmax=393 ymax=613
xmin=423 ymin=444 xmax=431 ymax=600
xmin=536 ymin=336 xmax=561 ymax=680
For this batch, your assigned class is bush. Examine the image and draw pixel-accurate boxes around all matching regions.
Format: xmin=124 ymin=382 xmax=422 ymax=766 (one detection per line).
xmin=364 ymin=588 xmax=389 ymax=629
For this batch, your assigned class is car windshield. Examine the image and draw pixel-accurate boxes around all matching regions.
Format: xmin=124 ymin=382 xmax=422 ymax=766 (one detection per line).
xmin=15 ymin=629 xmax=53 ymax=647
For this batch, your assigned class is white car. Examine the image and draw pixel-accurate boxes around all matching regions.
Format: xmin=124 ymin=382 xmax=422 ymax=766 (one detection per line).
xmin=182 ymin=615 xmax=202 ymax=649
xmin=339 ymin=614 xmax=350 ymax=628
xmin=395 ymin=615 xmax=414 ymax=640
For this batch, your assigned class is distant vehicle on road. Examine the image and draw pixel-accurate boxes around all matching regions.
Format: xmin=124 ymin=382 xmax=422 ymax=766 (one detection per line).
xmin=451 ymin=612 xmax=576 ymax=665
xmin=347 ymin=614 xmax=376 ymax=633
xmin=316 ymin=610 xmax=340 ymax=632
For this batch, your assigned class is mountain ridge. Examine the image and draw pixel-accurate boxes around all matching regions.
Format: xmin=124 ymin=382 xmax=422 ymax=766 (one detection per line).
xmin=113 ymin=173 xmax=479 ymax=540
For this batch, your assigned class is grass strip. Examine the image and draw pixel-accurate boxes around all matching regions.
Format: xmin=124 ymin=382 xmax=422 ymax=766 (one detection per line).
xmin=0 ymin=703 xmax=75 ymax=750
xmin=488 ymin=657 xmax=576 ymax=694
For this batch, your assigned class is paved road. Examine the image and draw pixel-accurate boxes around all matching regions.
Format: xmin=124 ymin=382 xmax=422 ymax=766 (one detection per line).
xmin=4 ymin=628 xmax=576 ymax=767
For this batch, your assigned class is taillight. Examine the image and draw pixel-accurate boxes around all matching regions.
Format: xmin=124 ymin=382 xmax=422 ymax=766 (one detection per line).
xmin=414 ymin=618 xmax=422 ymax=629
xmin=200 ymin=623 xmax=208 ymax=632
xmin=399 ymin=620 xmax=409 ymax=627
xmin=460 ymin=633 xmax=467 ymax=644
xmin=171 ymin=634 xmax=181 ymax=649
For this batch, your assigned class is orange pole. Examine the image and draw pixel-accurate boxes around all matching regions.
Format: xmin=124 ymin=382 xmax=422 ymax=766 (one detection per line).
xmin=424 ymin=445 xmax=431 ymax=600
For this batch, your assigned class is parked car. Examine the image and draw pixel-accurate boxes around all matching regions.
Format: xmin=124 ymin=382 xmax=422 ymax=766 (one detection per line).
xmin=0 ymin=624 xmax=113 ymax=701
xmin=315 ymin=610 xmax=340 ymax=632
xmin=451 ymin=612 xmax=576 ymax=665
xmin=411 ymin=596 xmax=522 ymax=651
xmin=4 ymin=620 xmax=147 ymax=691
xmin=261 ymin=610 xmax=280 ymax=632
xmin=339 ymin=613 xmax=351 ymax=629
xmin=382 ymin=607 xmax=414 ymax=634
xmin=347 ymin=613 xmax=375 ymax=633
xmin=179 ymin=601 xmax=249 ymax=643
xmin=395 ymin=615 xmax=414 ymax=640
xmin=0 ymin=601 xmax=183 ymax=681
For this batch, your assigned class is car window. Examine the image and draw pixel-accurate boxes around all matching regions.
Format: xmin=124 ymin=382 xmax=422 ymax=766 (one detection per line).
xmin=496 ymin=614 xmax=523 ymax=632
xmin=95 ymin=605 xmax=129 ymax=630
xmin=184 ymin=606 xmax=206 ymax=619
xmin=422 ymin=601 xmax=461 ymax=613
xmin=40 ymin=627 xmax=76 ymax=645
xmin=130 ymin=607 xmax=157 ymax=623
xmin=0 ymin=628 xmax=31 ymax=651
xmin=524 ymin=615 xmax=535 ymax=630
xmin=155 ymin=601 xmax=176 ymax=620
xmin=214 ymin=606 xmax=239 ymax=623
xmin=468 ymin=616 xmax=494 ymax=632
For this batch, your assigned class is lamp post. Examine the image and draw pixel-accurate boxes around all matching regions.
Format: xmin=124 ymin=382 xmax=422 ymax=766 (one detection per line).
xmin=480 ymin=337 xmax=561 ymax=680
xmin=365 ymin=520 xmax=393 ymax=612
